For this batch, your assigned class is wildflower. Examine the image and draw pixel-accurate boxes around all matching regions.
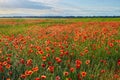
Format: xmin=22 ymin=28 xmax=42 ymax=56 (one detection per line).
xmin=77 ymin=73 xmax=81 ymax=79
xmin=45 ymin=40 xmax=51 ymax=46
xmin=20 ymin=74 xmax=26 ymax=79
xmin=6 ymin=64 xmax=11 ymax=69
xmin=100 ymin=69 xmax=106 ymax=73
xmin=60 ymin=49 xmax=64 ymax=54
xmin=28 ymin=49 xmax=33 ymax=53
xmin=64 ymin=51 xmax=69 ymax=55
xmin=42 ymin=56 xmax=47 ymax=61
xmin=0 ymin=65 xmax=4 ymax=72
xmin=26 ymin=59 xmax=32 ymax=66
xmin=55 ymin=76 xmax=60 ymax=80
xmin=6 ymin=78 xmax=10 ymax=80
xmin=0 ymin=50 xmax=2 ymax=54
xmin=85 ymin=60 xmax=90 ymax=65
xmin=84 ymin=49 xmax=89 ymax=53
xmin=41 ymin=64 xmax=46 ymax=68
xmin=108 ymin=42 xmax=114 ymax=47
xmin=35 ymin=77 xmax=41 ymax=80
xmin=37 ymin=50 xmax=44 ymax=55
xmin=48 ymin=66 xmax=54 ymax=73
xmin=48 ymin=61 xmax=52 ymax=65
xmin=41 ymin=75 xmax=46 ymax=79
xmin=117 ymin=59 xmax=120 ymax=66
xmin=52 ymin=49 xmax=55 ymax=53
xmin=63 ymin=71 xmax=69 ymax=76
xmin=81 ymin=71 xmax=87 ymax=77
xmin=25 ymin=70 xmax=33 ymax=76
xmin=55 ymin=57 xmax=62 ymax=63
xmin=114 ymin=74 xmax=119 ymax=79
xmin=7 ymin=57 xmax=11 ymax=62
xmin=46 ymin=47 xmax=51 ymax=51
xmin=9 ymin=71 xmax=12 ymax=75
xmin=75 ymin=60 xmax=82 ymax=69
xmin=70 ymin=67 xmax=75 ymax=72
xmin=66 ymin=78 xmax=72 ymax=80
xmin=46 ymin=54 xmax=50 ymax=57
xmin=32 ymin=66 xmax=39 ymax=72
xmin=20 ymin=58 xmax=25 ymax=64
xmin=2 ymin=61 xmax=7 ymax=66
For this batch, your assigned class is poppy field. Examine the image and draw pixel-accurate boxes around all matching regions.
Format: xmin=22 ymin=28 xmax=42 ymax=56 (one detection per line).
xmin=0 ymin=18 xmax=120 ymax=80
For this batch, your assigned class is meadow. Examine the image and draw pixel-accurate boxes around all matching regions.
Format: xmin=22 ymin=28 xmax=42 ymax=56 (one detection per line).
xmin=0 ymin=18 xmax=120 ymax=80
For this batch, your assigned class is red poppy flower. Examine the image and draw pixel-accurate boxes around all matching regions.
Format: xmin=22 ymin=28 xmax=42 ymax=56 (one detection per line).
xmin=81 ymin=71 xmax=87 ymax=77
xmin=117 ymin=59 xmax=120 ymax=66
xmin=41 ymin=75 xmax=46 ymax=79
xmin=48 ymin=66 xmax=54 ymax=73
xmin=55 ymin=57 xmax=62 ymax=63
xmin=75 ymin=60 xmax=82 ymax=69
xmin=32 ymin=66 xmax=39 ymax=72
xmin=34 ymin=77 xmax=41 ymax=80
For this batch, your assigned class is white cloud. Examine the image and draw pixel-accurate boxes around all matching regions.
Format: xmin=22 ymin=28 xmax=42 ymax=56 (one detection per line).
xmin=29 ymin=0 xmax=60 ymax=4
xmin=0 ymin=0 xmax=120 ymax=16
xmin=0 ymin=6 xmax=120 ymax=16
xmin=0 ymin=8 xmax=61 ymax=16
xmin=0 ymin=0 xmax=52 ymax=9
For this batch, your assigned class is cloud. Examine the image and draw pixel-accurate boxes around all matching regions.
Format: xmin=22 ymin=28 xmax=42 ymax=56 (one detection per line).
xmin=0 ymin=0 xmax=120 ymax=16
xmin=1 ymin=6 xmax=119 ymax=16
xmin=50 ymin=6 xmax=120 ymax=16
xmin=0 ymin=0 xmax=52 ymax=9
xmin=0 ymin=0 xmax=61 ymax=16
xmin=0 ymin=8 xmax=61 ymax=16
xmin=29 ymin=0 xmax=60 ymax=4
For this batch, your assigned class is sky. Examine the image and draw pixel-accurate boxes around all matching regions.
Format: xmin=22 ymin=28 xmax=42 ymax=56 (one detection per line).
xmin=0 ymin=0 xmax=120 ymax=16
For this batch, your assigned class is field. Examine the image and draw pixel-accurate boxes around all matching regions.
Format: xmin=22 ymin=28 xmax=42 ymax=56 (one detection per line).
xmin=0 ymin=18 xmax=120 ymax=80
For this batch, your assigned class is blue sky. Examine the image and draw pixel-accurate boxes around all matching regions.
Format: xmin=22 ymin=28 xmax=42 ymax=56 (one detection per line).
xmin=0 ymin=0 xmax=120 ymax=16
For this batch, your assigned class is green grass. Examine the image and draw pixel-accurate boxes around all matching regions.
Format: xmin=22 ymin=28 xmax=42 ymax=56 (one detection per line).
xmin=0 ymin=18 xmax=72 ymax=35
xmin=0 ymin=18 xmax=120 ymax=35
xmin=0 ymin=18 xmax=120 ymax=80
